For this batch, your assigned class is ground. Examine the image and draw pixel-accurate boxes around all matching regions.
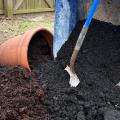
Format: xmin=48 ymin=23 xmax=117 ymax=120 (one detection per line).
xmin=0 ymin=12 xmax=54 ymax=44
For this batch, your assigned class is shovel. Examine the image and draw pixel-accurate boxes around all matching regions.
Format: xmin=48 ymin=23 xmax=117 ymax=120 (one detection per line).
xmin=65 ymin=0 xmax=100 ymax=87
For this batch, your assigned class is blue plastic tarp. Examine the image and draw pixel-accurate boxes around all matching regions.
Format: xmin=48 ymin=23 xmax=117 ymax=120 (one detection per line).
xmin=53 ymin=0 xmax=82 ymax=58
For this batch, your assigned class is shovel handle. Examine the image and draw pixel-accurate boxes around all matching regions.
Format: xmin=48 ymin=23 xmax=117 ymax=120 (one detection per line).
xmin=70 ymin=26 xmax=88 ymax=72
xmin=70 ymin=0 xmax=99 ymax=72
xmin=84 ymin=0 xmax=99 ymax=29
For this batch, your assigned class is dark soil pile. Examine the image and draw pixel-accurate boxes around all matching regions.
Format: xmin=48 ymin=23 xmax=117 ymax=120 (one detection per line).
xmin=0 ymin=19 xmax=120 ymax=120
xmin=0 ymin=66 xmax=51 ymax=120
xmin=37 ymin=19 xmax=120 ymax=120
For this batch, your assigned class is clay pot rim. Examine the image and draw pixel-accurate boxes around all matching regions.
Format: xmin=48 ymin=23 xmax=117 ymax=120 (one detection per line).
xmin=21 ymin=28 xmax=53 ymax=71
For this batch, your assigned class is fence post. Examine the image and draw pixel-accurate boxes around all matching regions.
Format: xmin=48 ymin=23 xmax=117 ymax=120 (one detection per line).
xmin=4 ymin=0 xmax=13 ymax=17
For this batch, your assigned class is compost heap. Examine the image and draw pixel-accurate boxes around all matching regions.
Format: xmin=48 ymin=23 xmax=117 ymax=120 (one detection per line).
xmin=0 ymin=19 xmax=120 ymax=120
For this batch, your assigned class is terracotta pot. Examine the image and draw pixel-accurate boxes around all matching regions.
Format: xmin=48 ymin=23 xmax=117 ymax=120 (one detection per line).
xmin=0 ymin=28 xmax=53 ymax=70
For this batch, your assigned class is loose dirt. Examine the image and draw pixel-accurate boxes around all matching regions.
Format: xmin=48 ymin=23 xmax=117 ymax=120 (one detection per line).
xmin=0 ymin=19 xmax=120 ymax=120
xmin=28 ymin=32 xmax=51 ymax=70
xmin=0 ymin=66 xmax=51 ymax=120
xmin=39 ymin=19 xmax=120 ymax=120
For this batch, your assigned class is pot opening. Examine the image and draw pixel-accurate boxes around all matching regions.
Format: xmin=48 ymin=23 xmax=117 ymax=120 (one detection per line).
xmin=28 ymin=31 xmax=52 ymax=70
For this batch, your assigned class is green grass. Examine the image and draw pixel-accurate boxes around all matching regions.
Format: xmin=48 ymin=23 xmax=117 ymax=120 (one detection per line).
xmin=7 ymin=19 xmax=54 ymax=36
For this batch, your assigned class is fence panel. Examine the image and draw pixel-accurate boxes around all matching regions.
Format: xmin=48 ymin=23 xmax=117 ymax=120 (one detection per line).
xmin=0 ymin=0 xmax=4 ymax=14
xmin=13 ymin=0 xmax=55 ymax=14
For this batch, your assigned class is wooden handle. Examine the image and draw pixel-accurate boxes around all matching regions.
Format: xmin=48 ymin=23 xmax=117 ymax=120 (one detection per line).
xmin=70 ymin=26 xmax=88 ymax=72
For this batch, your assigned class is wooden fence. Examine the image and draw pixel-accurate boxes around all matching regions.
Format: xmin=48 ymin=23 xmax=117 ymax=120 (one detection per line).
xmin=0 ymin=0 xmax=4 ymax=14
xmin=0 ymin=0 xmax=55 ymax=17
